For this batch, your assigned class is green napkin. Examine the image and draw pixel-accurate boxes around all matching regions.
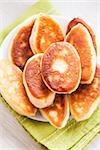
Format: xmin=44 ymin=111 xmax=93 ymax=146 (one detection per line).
xmin=0 ymin=0 xmax=100 ymax=149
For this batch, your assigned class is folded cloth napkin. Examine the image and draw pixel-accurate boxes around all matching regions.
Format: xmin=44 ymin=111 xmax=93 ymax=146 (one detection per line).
xmin=0 ymin=0 xmax=100 ymax=149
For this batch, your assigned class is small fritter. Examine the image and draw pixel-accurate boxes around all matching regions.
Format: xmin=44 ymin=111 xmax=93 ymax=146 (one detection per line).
xmin=69 ymin=64 xmax=100 ymax=121
xmin=41 ymin=42 xmax=81 ymax=94
xmin=0 ymin=60 xmax=37 ymax=116
xmin=23 ymin=54 xmax=55 ymax=108
xmin=40 ymin=94 xmax=69 ymax=128
xmin=9 ymin=20 xmax=35 ymax=70
xmin=30 ymin=13 xmax=64 ymax=53
xmin=65 ymin=19 xmax=96 ymax=84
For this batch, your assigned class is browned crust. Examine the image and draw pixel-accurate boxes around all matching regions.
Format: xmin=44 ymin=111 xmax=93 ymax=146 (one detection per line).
xmin=10 ymin=20 xmax=35 ymax=71
xmin=23 ymin=54 xmax=55 ymax=108
xmin=41 ymin=42 xmax=81 ymax=94
xmin=29 ymin=14 xmax=64 ymax=53
xmin=66 ymin=18 xmax=97 ymax=51
xmin=65 ymin=23 xmax=96 ymax=84
xmin=24 ymin=54 xmax=51 ymax=99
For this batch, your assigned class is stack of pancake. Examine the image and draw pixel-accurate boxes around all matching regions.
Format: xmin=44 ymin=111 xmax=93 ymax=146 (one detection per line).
xmin=0 ymin=13 xmax=99 ymax=129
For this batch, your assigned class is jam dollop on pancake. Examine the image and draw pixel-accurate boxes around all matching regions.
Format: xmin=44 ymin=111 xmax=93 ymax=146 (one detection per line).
xmin=23 ymin=54 xmax=55 ymax=108
xmin=65 ymin=23 xmax=96 ymax=84
xmin=66 ymin=18 xmax=97 ymax=51
xmin=40 ymin=94 xmax=69 ymax=128
xmin=41 ymin=42 xmax=81 ymax=94
xmin=30 ymin=13 xmax=64 ymax=53
xmin=10 ymin=20 xmax=34 ymax=70
xmin=0 ymin=60 xmax=37 ymax=117
xmin=69 ymin=64 xmax=100 ymax=121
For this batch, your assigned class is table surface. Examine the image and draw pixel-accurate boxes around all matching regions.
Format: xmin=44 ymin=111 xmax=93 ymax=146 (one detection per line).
xmin=0 ymin=0 xmax=100 ymax=150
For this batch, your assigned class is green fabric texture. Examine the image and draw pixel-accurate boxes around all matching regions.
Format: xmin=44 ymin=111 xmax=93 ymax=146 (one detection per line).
xmin=0 ymin=0 xmax=100 ymax=149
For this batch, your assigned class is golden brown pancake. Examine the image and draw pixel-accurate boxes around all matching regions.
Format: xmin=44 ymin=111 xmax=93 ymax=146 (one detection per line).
xmin=0 ymin=60 xmax=37 ymax=117
xmin=9 ymin=20 xmax=35 ymax=70
xmin=66 ymin=18 xmax=97 ymax=51
xmin=29 ymin=13 xmax=64 ymax=53
xmin=69 ymin=64 xmax=100 ymax=121
xmin=65 ymin=23 xmax=96 ymax=84
xmin=23 ymin=54 xmax=55 ymax=108
xmin=40 ymin=94 xmax=69 ymax=128
xmin=41 ymin=42 xmax=81 ymax=94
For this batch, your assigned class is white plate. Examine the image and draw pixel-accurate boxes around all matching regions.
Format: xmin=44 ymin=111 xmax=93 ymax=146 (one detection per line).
xmin=0 ymin=15 xmax=70 ymax=122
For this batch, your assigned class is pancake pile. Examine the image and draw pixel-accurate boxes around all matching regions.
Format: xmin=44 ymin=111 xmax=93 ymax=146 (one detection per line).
xmin=0 ymin=14 xmax=99 ymax=129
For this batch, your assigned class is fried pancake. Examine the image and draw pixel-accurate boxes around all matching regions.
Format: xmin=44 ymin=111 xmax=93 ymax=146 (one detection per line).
xmin=23 ymin=54 xmax=55 ymax=108
xmin=41 ymin=42 xmax=81 ymax=94
xmin=69 ymin=64 xmax=100 ymax=121
xmin=9 ymin=20 xmax=35 ymax=70
xmin=29 ymin=13 xmax=64 ymax=53
xmin=66 ymin=18 xmax=97 ymax=51
xmin=40 ymin=94 xmax=69 ymax=128
xmin=0 ymin=60 xmax=37 ymax=117
xmin=65 ymin=23 xmax=96 ymax=84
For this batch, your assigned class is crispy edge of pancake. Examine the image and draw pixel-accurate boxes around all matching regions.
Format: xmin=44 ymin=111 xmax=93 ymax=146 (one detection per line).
xmin=29 ymin=13 xmax=64 ymax=54
xmin=9 ymin=18 xmax=35 ymax=68
xmin=23 ymin=54 xmax=55 ymax=108
xmin=65 ymin=24 xmax=96 ymax=84
xmin=0 ymin=59 xmax=37 ymax=117
xmin=40 ymin=95 xmax=70 ymax=129
xmin=41 ymin=42 xmax=81 ymax=94
xmin=66 ymin=17 xmax=97 ymax=51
